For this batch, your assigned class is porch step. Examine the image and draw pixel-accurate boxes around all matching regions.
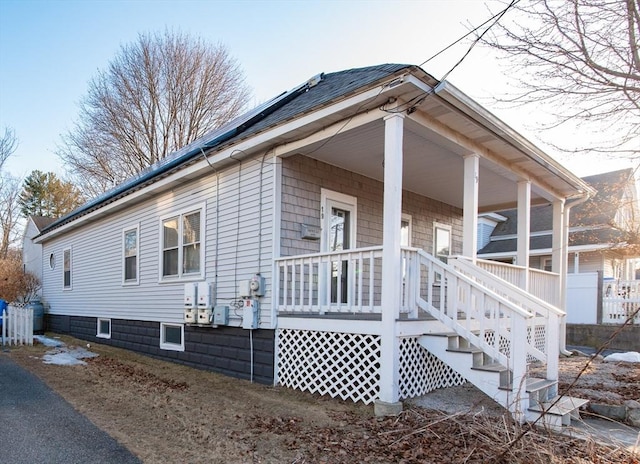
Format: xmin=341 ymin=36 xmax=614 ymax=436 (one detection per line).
xmin=527 ymin=396 xmax=590 ymax=428
xmin=417 ymin=331 xmax=588 ymax=428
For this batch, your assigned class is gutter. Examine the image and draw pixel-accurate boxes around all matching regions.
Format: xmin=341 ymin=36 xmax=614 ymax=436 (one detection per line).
xmin=558 ymin=193 xmax=593 ymax=356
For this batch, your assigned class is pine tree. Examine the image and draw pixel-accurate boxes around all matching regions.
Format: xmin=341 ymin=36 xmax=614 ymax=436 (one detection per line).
xmin=19 ymin=170 xmax=83 ymax=218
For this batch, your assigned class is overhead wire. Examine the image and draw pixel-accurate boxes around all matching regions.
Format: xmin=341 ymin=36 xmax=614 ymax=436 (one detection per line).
xmin=382 ymin=0 xmax=520 ymax=115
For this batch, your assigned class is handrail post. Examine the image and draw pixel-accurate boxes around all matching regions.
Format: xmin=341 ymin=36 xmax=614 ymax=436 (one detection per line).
xmin=547 ymin=312 xmax=560 ymax=382
xmin=511 ymin=314 xmax=528 ymax=422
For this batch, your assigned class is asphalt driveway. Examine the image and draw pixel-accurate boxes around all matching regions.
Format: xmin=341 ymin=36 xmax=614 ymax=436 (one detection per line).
xmin=0 ymin=353 xmax=141 ymax=464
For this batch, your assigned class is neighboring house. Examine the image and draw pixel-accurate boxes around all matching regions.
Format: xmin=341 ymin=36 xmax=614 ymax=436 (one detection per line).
xmin=22 ymin=215 xmax=57 ymax=298
xmin=478 ymin=168 xmax=640 ymax=280
xmin=29 ymin=64 xmax=596 ymax=427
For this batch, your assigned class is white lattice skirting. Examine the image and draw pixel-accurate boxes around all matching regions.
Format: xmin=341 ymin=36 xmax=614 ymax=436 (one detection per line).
xmin=399 ymin=337 xmax=465 ymax=399
xmin=276 ymin=329 xmax=465 ymax=404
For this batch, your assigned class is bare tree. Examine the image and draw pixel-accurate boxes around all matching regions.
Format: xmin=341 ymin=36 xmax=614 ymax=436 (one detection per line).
xmin=57 ymin=30 xmax=252 ymax=197
xmin=0 ymin=127 xmax=21 ymax=259
xmin=0 ymin=127 xmax=18 ymax=171
xmin=484 ymin=0 xmax=640 ymax=157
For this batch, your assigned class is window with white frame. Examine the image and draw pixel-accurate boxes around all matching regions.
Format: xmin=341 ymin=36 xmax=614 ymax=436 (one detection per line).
xmin=433 ymin=223 xmax=451 ymax=263
xmin=123 ymin=225 xmax=139 ymax=284
xmin=161 ymin=207 xmax=203 ymax=279
xmin=97 ymin=318 xmax=111 ymax=339
xmin=160 ymin=323 xmax=184 ymax=351
xmin=63 ymin=247 xmax=72 ymax=289
xmin=543 ymin=258 xmax=552 ymax=272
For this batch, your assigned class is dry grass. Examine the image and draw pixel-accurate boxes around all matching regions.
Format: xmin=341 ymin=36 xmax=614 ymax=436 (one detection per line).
xmin=4 ymin=334 xmax=639 ymax=463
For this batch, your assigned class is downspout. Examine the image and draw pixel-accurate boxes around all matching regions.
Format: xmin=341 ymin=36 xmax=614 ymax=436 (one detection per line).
xmin=559 ymin=193 xmax=591 ymax=356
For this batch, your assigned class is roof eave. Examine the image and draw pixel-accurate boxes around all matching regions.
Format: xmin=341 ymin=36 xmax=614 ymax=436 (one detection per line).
xmin=432 ymin=81 xmax=596 ymax=199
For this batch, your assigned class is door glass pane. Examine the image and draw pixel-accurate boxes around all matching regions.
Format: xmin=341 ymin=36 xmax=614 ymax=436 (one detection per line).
xmin=329 ymin=208 xmax=349 ymax=252
xmin=330 ymin=207 xmax=349 ymax=303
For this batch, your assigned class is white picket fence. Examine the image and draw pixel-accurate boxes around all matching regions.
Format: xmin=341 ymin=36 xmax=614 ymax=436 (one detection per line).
xmin=1 ymin=304 xmax=34 ymax=346
xmin=602 ymin=280 xmax=640 ymax=324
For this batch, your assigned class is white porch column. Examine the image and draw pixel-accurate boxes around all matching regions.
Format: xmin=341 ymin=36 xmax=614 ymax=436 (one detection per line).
xmin=376 ymin=112 xmax=404 ymax=415
xmin=552 ymin=199 xmax=565 ymax=305
xmin=463 ymin=154 xmax=479 ymax=260
xmin=517 ymin=181 xmax=531 ymax=290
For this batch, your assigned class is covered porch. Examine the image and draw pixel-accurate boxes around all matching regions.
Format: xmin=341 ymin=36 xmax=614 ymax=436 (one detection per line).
xmin=270 ymin=70 xmax=593 ymax=423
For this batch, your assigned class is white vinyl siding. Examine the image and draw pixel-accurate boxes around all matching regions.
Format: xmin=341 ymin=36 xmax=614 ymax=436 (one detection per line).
xmin=40 ymin=154 xmax=275 ymax=328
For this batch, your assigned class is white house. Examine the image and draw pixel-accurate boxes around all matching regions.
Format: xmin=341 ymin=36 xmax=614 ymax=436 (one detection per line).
xmin=31 ymin=64 xmax=595 ymax=427
xmin=22 ymin=215 xmax=56 ymax=298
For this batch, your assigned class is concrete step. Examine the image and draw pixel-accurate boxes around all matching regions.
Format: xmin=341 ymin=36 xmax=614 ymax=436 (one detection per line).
xmin=528 ymin=395 xmax=590 ymax=427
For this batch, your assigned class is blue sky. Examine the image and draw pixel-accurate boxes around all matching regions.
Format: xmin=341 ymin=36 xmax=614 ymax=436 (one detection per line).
xmin=0 ymin=0 xmax=635 ymax=180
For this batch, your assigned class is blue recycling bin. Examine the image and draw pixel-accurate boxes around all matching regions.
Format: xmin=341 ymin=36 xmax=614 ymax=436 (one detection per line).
xmin=0 ymin=299 xmax=7 ymax=328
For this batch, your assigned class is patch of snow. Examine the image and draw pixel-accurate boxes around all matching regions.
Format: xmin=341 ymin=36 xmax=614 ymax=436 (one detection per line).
xmin=603 ymin=352 xmax=640 ymax=363
xmin=34 ymin=335 xmax=65 ymax=347
xmin=42 ymin=346 xmax=99 ymax=366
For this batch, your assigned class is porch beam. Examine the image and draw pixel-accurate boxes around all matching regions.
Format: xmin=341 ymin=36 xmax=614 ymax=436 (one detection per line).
xmin=378 ymin=112 xmax=404 ymax=409
xmin=517 ymin=181 xmax=531 ymax=290
xmin=463 ymin=154 xmax=479 ymax=259
xmin=407 ymin=111 xmax=565 ymax=202
xmin=273 ymin=109 xmax=387 ymax=158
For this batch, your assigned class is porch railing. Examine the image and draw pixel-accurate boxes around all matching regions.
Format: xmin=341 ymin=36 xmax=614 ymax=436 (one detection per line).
xmin=275 ymin=246 xmax=384 ymax=314
xmin=602 ymin=280 xmax=640 ymax=324
xmin=275 ymin=246 xmax=560 ymax=381
xmin=467 ymin=258 xmax=560 ymax=307
xmin=406 ymin=248 xmax=559 ymax=383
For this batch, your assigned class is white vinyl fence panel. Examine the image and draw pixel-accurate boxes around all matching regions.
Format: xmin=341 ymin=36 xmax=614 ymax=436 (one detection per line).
xmin=603 ymin=280 xmax=640 ymax=324
xmin=1 ymin=304 xmax=34 ymax=346
xmin=566 ymin=273 xmax=599 ymax=324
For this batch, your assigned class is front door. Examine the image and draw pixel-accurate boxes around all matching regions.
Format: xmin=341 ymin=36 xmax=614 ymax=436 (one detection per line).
xmin=321 ymin=190 xmax=356 ymax=306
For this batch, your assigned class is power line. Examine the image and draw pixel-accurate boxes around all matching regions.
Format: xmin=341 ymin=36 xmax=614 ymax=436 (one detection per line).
xmin=381 ymin=0 xmax=519 ymax=115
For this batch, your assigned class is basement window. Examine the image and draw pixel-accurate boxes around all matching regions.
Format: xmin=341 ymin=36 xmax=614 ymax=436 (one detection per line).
xmin=96 ymin=318 xmax=111 ymax=339
xmin=160 ymin=323 xmax=184 ymax=351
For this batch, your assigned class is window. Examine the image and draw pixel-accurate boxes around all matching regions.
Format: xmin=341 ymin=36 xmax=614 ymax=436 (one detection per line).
xmin=160 ymin=323 xmax=184 ymax=351
xmin=97 ymin=318 xmax=111 ymax=339
xmin=543 ymin=258 xmax=552 ymax=272
xmin=401 ymin=215 xmax=412 ymax=247
xmin=434 ymin=223 xmax=451 ymax=263
xmin=49 ymin=253 xmax=55 ymax=270
xmin=63 ymin=248 xmax=72 ymax=289
xmin=123 ymin=226 xmax=139 ymax=284
xmin=160 ymin=207 xmax=203 ymax=279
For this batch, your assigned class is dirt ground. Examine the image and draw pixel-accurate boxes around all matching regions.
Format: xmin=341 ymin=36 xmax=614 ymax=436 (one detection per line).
xmin=4 ymin=335 xmax=639 ymax=464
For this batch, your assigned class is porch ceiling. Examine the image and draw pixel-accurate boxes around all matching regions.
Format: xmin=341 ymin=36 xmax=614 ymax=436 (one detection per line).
xmin=300 ymin=117 xmax=539 ymax=212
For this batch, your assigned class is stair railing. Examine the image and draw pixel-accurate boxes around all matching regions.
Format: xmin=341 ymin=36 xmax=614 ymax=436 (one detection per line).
xmin=409 ymin=248 xmax=549 ymax=397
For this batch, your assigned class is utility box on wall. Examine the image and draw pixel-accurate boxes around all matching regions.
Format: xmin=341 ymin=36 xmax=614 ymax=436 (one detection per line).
xmin=197 ymin=282 xmax=213 ymax=325
xmin=184 ymin=283 xmax=197 ymax=324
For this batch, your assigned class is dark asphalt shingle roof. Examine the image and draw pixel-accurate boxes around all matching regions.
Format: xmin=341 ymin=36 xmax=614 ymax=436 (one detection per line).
xmin=40 ymin=64 xmax=413 ymax=235
xmin=30 ymin=216 xmax=57 ymax=231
